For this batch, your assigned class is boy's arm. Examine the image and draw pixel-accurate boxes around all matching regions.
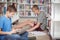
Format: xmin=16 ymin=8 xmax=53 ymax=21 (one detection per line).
xmin=0 ymin=18 xmax=17 ymax=35
xmin=27 ymin=22 xmax=40 ymax=32
xmin=0 ymin=28 xmax=17 ymax=35
xmin=0 ymin=18 xmax=9 ymax=35
xmin=0 ymin=29 xmax=10 ymax=35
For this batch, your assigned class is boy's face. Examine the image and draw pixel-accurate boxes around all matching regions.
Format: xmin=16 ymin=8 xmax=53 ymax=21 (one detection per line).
xmin=8 ymin=12 xmax=15 ymax=18
xmin=32 ymin=8 xmax=38 ymax=14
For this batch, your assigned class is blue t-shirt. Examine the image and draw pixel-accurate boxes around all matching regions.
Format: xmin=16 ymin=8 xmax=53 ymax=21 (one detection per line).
xmin=0 ymin=16 xmax=12 ymax=39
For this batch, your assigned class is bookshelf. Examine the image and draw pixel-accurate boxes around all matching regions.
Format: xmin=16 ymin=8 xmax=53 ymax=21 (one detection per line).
xmin=0 ymin=2 xmax=7 ymax=16
xmin=18 ymin=0 xmax=51 ymax=17
xmin=0 ymin=0 xmax=7 ymax=3
xmin=51 ymin=0 xmax=60 ymax=3
xmin=50 ymin=0 xmax=60 ymax=39
xmin=0 ymin=0 xmax=51 ymax=25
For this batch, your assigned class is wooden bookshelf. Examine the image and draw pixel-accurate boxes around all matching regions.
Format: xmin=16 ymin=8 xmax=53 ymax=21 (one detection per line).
xmin=0 ymin=0 xmax=51 ymax=24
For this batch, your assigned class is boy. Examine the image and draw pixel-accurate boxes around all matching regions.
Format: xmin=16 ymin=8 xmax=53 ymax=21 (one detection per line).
xmin=27 ymin=5 xmax=47 ymax=31
xmin=0 ymin=5 xmax=33 ymax=40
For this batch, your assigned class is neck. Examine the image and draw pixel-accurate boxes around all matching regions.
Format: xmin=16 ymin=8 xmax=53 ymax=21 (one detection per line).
xmin=5 ymin=13 xmax=9 ymax=18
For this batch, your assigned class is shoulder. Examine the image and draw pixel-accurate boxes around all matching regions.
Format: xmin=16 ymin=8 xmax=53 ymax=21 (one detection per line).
xmin=0 ymin=16 xmax=6 ymax=21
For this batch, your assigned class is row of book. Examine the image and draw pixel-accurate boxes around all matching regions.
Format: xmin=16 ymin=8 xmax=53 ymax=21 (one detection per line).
xmin=18 ymin=0 xmax=31 ymax=3
xmin=0 ymin=0 xmax=51 ymax=4
xmin=19 ymin=4 xmax=31 ymax=10
xmin=0 ymin=0 xmax=6 ymax=2
xmin=19 ymin=11 xmax=31 ymax=16
xmin=18 ymin=0 xmax=44 ymax=4
xmin=0 ymin=0 xmax=51 ymax=16
xmin=19 ymin=5 xmax=45 ymax=11
xmin=18 ymin=0 xmax=50 ymax=4
xmin=0 ymin=0 xmax=17 ymax=2
xmin=0 ymin=3 xmax=6 ymax=15
xmin=7 ymin=0 xmax=17 ymax=2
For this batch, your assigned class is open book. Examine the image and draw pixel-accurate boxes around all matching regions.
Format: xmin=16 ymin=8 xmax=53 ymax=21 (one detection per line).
xmin=29 ymin=31 xmax=46 ymax=36
xmin=16 ymin=28 xmax=27 ymax=34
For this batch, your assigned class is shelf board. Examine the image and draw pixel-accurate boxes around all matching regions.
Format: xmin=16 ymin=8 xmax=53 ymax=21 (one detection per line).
xmin=51 ymin=2 xmax=60 ymax=4
xmin=53 ymin=34 xmax=60 ymax=39
xmin=18 ymin=3 xmax=25 ymax=4
xmin=18 ymin=3 xmax=31 ymax=5
xmin=7 ymin=2 xmax=18 ymax=3
xmin=31 ymin=3 xmax=44 ymax=5
xmin=0 ymin=1 xmax=6 ymax=3
xmin=19 ymin=16 xmax=37 ymax=18
xmin=31 ymin=4 xmax=49 ymax=7
xmin=19 ymin=9 xmax=24 ymax=11
xmin=52 ymin=18 xmax=60 ymax=21
xmin=25 ymin=9 xmax=31 ymax=11
xmin=24 ymin=3 xmax=31 ymax=4
xmin=11 ymin=2 xmax=17 ymax=3
xmin=18 ymin=9 xmax=31 ymax=11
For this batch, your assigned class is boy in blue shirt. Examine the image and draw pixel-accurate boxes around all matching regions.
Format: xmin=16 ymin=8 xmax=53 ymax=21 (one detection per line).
xmin=0 ymin=5 xmax=33 ymax=40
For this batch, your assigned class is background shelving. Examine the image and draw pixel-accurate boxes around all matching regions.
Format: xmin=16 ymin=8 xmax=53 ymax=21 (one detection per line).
xmin=0 ymin=0 xmax=51 ymax=27
xmin=50 ymin=0 xmax=60 ymax=39
xmin=18 ymin=0 xmax=51 ymax=17
xmin=0 ymin=0 xmax=7 ymax=2
xmin=51 ymin=0 xmax=60 ymax=3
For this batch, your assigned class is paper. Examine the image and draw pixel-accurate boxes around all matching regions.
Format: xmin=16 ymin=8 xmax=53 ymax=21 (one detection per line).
xmin=29 ymin=31 xmax=46 ymax=36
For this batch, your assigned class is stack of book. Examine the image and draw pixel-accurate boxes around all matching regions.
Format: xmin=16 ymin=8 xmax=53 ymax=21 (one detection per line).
xmin=19 ymin=11 xmax=24 ymax=16
xmin=25 ymin=4 xmax=31 ymax=10
xmin=19 ymin=4 xmax=24 ymax=10
xmin=39 ymin=6 xmax=45 ymax=11
xmin=26 ymin=0 xmax=31 ymax=4
xmin=32 ymin=0 xmax=44 ymax=4
xmin=18 ymin=0 xmax=24 ymax=3
xmin=25 ymin=11 xmax=31 ymax=16
xmin=0 ymin=0 xmax=6 ymax=2
xmin=0 ymin=3 xmax=5 ymax=14
xmin=44 ymin=0 xmax=51 ymax=4
xmin=18 ymin=0 xmax=31 ymax=4
xmin=7 ymin=0 xmax=12 ymax=2
xmin=12 ymin=0 xmax=17 ymax=3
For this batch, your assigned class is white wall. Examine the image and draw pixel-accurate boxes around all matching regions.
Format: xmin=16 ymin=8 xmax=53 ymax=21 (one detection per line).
xmin=51 ymin=3 xmax=60 ymax=38
xmin=54 ymin=21 xmax=60 ymax=38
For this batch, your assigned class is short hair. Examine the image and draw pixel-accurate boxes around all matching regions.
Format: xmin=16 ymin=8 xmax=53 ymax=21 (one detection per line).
xmin=32 ymin=5 xmax=39 ymax=10
xmin=7 ymin=5 xmax=17 ymax=12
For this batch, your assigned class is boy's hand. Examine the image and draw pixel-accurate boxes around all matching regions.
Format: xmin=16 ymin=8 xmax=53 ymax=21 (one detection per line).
xmin=8 ymin=29 xmax=17 ymax=35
